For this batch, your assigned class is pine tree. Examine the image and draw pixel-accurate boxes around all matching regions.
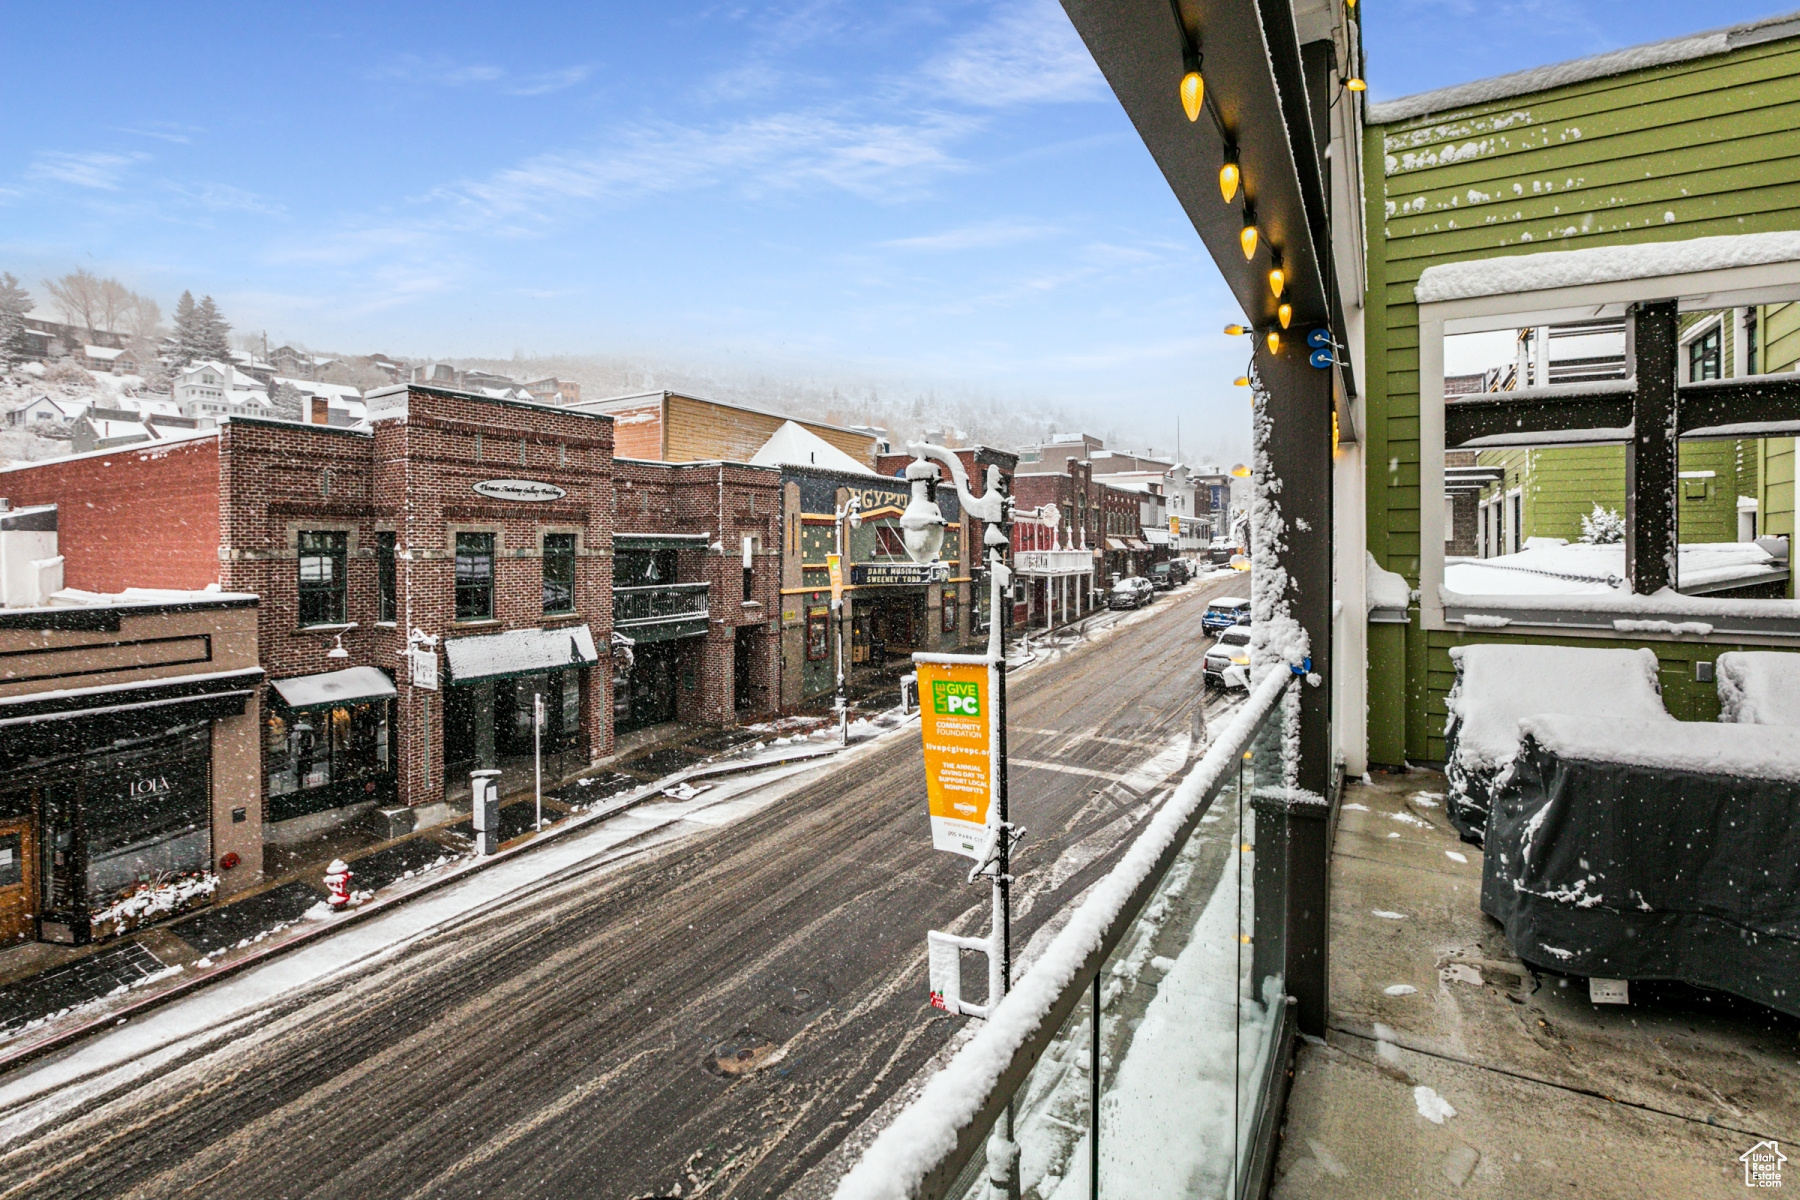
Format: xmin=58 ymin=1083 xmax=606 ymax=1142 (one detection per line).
xmin=194 ymin=295 xmax=232 ymax=364
xmin=0 ymin=273 xmax=32 ymax=368
xmin=270 ymin=380 xmax=307 ymax=422
xmin=170 ymin=291 xmax=200 ymax=366
xmin=1579 ymin=503 xmax=1625 ymax=545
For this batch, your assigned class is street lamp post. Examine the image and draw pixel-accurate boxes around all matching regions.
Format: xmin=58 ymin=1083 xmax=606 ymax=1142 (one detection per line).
xmin=900 ymin=443 xmax=1020 ymax=1200
xmin=832 ymin=492 xmax=862 ymax=745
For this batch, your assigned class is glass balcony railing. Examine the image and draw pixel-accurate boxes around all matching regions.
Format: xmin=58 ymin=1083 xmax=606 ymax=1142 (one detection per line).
xmin=836 ymin=668 xmax=1299 ymax=1200
xmin=612 ymin=581 xmax=710 ymax=627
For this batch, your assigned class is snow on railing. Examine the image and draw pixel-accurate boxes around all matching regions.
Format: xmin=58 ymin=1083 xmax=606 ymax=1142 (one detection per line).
xmin=832 ymin=667 xmax=1293 ymax=1200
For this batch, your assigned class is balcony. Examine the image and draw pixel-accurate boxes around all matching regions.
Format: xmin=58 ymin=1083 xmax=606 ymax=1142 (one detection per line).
xmin=612 ymin=581 xmax=710 ymax=643
xmin=1015 ymin=549 xmax=1094 ymax=576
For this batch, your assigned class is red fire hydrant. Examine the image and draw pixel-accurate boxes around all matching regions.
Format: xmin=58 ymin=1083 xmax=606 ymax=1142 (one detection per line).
xmin=324 ymin=859 xmax=353 ymax=910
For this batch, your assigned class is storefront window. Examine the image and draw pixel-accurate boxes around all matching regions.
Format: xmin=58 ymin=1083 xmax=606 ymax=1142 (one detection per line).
xmin=543 ymin=532 xmax=576 ymax=614
xmin=298 ymin=530 xmax=347 ymax=626
xmin=806 ymin=606 xmax=830 ymax=661
xmin=377 ymin=530 xmax=397 ymax=622
xmin=82 ymin=723 xmax=214 ymax=938
xmin=266 ymin=700 xmax=392 ymax=821
xmin=942 ymin=591 xmax=958 ymax=633
xmin=456 ymin=532 xmax=495 ymax=620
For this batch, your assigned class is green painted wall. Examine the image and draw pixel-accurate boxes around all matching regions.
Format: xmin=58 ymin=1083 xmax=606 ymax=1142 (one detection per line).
xmin=1364 ymin=33 xmax=1800 ymax=762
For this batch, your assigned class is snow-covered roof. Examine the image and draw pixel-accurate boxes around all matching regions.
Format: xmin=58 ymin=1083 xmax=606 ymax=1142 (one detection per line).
xmin=748 ymin=420 xmax=881 ymax=476
xmin=1717 ymin=652 xmax=1800 ymax=726
xmin=273 ymin=376 xmax=364 ymax=401
xmin=1445 ymin=540 xmax=1783 ymax=596
xmin=83 ymin=345 xmax=125 ymax=361
xmin=1519 ymin=712 xmax=1800 ymax=781
xmin=1416 ymin=231 xmax=1800 ymax=305
xmin=1369 ymin=10 xmax=1800 ymax=124
xmin=1448 ymin=643 xmax=1670 ymax=772
xmin=81 ymin=417 xmax=155 ymax=441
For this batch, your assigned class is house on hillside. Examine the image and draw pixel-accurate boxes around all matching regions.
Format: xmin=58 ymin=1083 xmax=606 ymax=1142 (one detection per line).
xmin=5 ymin=395 xmax=80 ymax=430
xmin=173 ymin=361 xmax=272 ymax=420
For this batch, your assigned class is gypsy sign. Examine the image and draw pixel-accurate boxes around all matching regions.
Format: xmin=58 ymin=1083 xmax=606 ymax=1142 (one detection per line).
xmin=473 ymin=479 xmax=567 ymax=503
xmin=916 ymin=661 xmax=993 ymax=859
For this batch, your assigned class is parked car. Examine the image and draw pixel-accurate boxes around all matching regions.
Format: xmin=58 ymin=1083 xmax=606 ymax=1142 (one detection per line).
xmin=1167 ymin=558 xmax=1193 ymax=583
xmin=1201 ymin=596 xmax=1251 ymax=635
xmin=1149 ymin=562 xmax=1177 ymax=591
xmin=1108 ymin=576 xmax=1155 ymax=609
xmin=1203 ymin=625 xmax=1252 ymax=688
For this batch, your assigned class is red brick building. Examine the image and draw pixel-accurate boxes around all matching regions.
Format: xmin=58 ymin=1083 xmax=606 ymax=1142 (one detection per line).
xmin=0 ymin=385 xmax=784 ymax=854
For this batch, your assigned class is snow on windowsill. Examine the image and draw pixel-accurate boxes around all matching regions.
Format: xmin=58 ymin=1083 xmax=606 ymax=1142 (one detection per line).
xmin=1415 ymin=231 xmax=1800 ymax=305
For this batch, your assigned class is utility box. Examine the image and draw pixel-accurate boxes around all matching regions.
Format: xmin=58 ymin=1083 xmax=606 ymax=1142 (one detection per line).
xmin=470 ymin=769 xmax=503 ymax=855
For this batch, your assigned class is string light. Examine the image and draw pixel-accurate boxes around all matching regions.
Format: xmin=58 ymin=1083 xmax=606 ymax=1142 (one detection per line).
xmin=1180 ymin=42 xmax=1204 ymax=122
xmin=1278 ymin=302 xmax=1292 ymax=329
xmin=1345 ymin=77 xmax=1367 ymax=92
xmin=1266 ymin=330 xmax=1282 ymax=354
xmin=1233 ymin=376 xmax=1251 ymax=387
xmin=1268 ymin=255 xmax=1285 ymax=299
xmin=1219 ymin=149 xmax=1240 ymax=203
xmin=1223 ymin=323 xmax=1249 ymax=336
xmin=1239 ymin=205 xmax=1259 ymax=260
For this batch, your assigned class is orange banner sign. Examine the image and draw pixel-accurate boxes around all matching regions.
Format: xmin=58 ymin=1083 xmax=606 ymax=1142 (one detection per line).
xmin=916 ymin=661 xmax=993 ymax=859
xmin=827 ymin=552 xmax=844 ymax=606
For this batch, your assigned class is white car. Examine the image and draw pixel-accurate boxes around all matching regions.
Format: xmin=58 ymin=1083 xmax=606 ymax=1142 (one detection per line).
xmin=1203 ymin=625 xmax=1252 ymax=689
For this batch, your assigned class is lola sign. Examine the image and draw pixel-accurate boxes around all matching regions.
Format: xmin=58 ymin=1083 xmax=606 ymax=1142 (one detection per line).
xmin=473 ymin=479 xmax=567 ymax=503
xmin=915 ymin=661 xmax=993 ymax=859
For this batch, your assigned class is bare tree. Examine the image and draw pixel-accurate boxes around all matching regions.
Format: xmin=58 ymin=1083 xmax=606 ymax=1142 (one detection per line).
xmin=95 ymin=278 xmax=135 ymax=335
xmin=43 ymin=269 xmax=104 ymax=333
xmin=122 ymin=293 xmax=162 ymax=343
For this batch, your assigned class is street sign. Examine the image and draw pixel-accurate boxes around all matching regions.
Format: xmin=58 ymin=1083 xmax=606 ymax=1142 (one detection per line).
xmin=915 ymin=661 xmax=993 ymax=859
xmin=827 ymin=553 xmax=844 ymax=606
xmin=410 ymin=647 xmax=439 ymax=690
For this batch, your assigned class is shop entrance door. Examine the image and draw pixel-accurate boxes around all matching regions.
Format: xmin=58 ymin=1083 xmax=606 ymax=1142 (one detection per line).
xmin=0 ymin=818 xmax=35 ymax=945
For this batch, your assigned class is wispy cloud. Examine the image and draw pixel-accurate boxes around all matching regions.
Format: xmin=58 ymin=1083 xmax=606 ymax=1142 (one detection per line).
xmin=165 ymin=181 xmax=285 ymax=217
xmin=923 ymin=0 xmax=1107 ymax=107
xmin=119 ymin=121 xmax=201 ymax=144
xmin=371 ymin=54 xmax=592 ymax=96
xmin=439 ymin=108 xmax=975 ymax=229
xmin=27 ymin=151 xmax=147 ymax=190
xmin=883 ymin=220 xmax=1058 ymax=251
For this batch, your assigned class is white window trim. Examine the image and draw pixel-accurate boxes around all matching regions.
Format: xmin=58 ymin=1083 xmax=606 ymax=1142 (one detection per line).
xmin=1678 ymin=312 xmax=1726 ymax=383
xmin=1415 ymin=246 xmax=1800 ymax=641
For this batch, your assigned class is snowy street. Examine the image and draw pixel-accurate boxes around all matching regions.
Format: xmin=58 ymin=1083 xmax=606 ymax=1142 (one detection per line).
xmin=0 ymin=574 xmax=1247 ymax=1200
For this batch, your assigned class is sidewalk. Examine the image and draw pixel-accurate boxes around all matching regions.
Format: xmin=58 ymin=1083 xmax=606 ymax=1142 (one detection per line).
xmin=1269 ymin=769 xmax=1799 ymax=1198
xmin=0 ymin=710 xmax=866 ymax=1053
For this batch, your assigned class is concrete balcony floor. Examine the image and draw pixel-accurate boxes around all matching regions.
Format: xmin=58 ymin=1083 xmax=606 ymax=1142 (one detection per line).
xmin=1271 ymin=769 xmax=1799 ymax=1199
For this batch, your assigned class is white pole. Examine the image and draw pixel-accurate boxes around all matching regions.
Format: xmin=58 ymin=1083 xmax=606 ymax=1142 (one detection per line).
xmin=533 ymin=691 xmax=543 ymax=831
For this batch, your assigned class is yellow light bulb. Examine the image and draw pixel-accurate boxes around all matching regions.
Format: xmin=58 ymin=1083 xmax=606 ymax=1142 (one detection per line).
xmin=1268 ymin=267 xmax=1285 ymax=298
xmin=1346 ymin=78 xmax=1366 ymax=92
xmin=1278 ymin=302 xmax=1292 ymax=329
xmin=1233 ymin=376 xmax=1250 ymax=387
xmin=1223 ymin=323 xmax=1247 ymax=337
xmin=1180 ymin=71 xmax=1204 ymax=122
xmin=1266 ymin=330 xmax=1282 ymax=354
xmin=1239 ymin=223 xmax=1259 ymax=260
xmin=1219 ymin=161 xmax=1240 ymax=203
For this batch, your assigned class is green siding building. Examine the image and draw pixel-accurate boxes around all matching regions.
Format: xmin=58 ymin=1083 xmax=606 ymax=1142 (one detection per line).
xmin=1360 ymin=16 xmax=1800 ymax=767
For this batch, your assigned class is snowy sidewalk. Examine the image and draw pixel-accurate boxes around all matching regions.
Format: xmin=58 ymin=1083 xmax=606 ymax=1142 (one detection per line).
xmin=1269 ymin=770 xmax=1798 ymax=1199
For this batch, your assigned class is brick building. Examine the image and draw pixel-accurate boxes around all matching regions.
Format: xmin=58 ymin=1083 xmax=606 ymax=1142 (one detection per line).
xmin=1010 ymin=462 xmax=1103 ymax=627
xmin=610 ymin=458 xmax=782 ymax=735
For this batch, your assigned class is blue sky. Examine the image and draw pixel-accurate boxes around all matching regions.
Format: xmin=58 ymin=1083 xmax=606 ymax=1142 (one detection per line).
xmin=2 ymin=1 xmax=1791 ymax=457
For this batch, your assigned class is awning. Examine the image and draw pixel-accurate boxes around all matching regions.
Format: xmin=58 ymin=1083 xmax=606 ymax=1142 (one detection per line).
xmin=0 ymin=667 xmax=263 ymax=769
xmin=1143 ymin=529 xmax=1171 ymax=545
xmin=1106 ymin=538 xmax=1128 ymax=551
xmin=615 ymin=532 xmax=710 ymax=552
xmin=270 ymin=666 xmax=397 ymax=712
xmin=444 ymin=625 xmax=599 ymax=685
xmin=1125 ymin=538 xmax=1149 ymax=551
